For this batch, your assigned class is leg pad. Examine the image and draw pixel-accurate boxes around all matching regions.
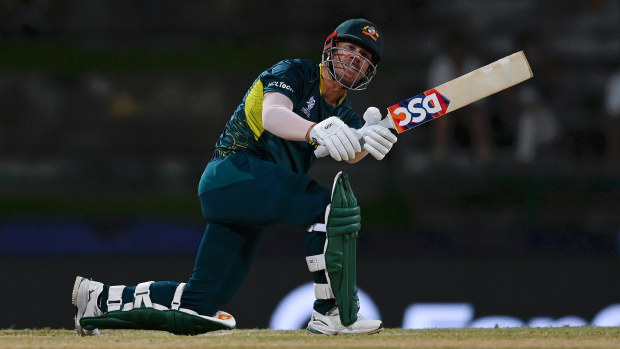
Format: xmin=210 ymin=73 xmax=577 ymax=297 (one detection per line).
xmin=81 ymin=308 xmax=234 ymax=336
xmin=326 ymin=171 xmax=361 ymax=326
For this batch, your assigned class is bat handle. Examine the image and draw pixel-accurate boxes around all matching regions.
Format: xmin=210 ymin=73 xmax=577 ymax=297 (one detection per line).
xmin=379 ymin=112 xmax=396 ymax=130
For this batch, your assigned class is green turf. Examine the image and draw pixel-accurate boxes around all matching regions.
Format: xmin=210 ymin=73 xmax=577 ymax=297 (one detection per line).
xmin=1 ymin=327 xmax=619 ymax=349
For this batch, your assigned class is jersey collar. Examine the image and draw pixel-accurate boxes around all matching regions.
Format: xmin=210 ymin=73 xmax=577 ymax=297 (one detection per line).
xmin=319 ymin=64 xmax=347 ymax=106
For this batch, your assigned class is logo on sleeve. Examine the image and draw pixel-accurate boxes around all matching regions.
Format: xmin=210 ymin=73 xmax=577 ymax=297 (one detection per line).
xmin=267 ymin=81 xmax=294 ymax=93
xmin=301 ymin=96 xmax=316 ymax=117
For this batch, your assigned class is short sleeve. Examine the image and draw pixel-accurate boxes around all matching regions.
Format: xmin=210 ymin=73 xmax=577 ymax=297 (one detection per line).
xmin=261 ymin=60 xmax=304 ymax=103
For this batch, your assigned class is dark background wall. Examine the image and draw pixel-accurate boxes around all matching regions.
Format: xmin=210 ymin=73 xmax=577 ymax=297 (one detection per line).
xmin=1 ymin=0 xmax=619 ymax=329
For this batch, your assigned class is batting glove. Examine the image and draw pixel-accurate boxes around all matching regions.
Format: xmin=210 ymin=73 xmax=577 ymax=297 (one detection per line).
xmin=357 ymin=124 xmax=397 ymax=160
xmin=308 ymin=116 xmax=361 ymax=161
xmin=354 ymin=107 xmax=397 ymax=160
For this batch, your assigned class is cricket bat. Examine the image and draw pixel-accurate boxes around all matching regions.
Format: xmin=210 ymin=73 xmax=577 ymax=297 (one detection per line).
xmin=315 ymin=51 xmax=533 ymax=157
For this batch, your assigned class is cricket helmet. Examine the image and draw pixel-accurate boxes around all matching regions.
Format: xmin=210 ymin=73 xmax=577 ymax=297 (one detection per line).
xmin=322 ymin=18 xmax=383 ymax=90
xmin=326 ymin=18 xmax=383 ymax=63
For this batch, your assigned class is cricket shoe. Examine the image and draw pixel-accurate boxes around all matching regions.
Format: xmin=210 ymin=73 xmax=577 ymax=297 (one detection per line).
xmin=306 ymin=307 xmax=383 ymax=335
xmin=72 ymin=276 xmax=104 ymax=336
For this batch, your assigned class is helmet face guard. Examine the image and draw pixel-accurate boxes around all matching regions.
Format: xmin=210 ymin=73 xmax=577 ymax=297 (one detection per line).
xmin=321 ymin=19 xmax=383 ymax=91
xmin=321 ymin=42 xmax=377 ymax=90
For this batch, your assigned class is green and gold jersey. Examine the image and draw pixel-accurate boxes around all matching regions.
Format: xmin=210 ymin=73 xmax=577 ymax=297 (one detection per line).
xmin=213 ymin=59 xmax=362 ymax=174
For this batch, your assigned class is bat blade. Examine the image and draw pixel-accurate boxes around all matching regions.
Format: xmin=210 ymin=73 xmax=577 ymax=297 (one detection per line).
xmin=386 ymin=51 xmax=533 ymax=133
xmin=313 ymin=51 xmax=533 ymax=158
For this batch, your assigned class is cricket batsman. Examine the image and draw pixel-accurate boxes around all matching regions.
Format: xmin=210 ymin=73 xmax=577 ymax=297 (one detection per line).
xmin=72 ymin=18 xmax=397 ymax=336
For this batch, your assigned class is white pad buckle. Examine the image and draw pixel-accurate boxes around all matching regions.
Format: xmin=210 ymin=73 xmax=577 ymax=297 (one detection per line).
xmin=306 ymin=254 xmax=326 ymax=272
xmin=107 ymin=285 xmax=126 ymax=312
xmin=307 ymin=223 xmax=327 ymax=233
xmin=314 ymin=283 xmax=335 ymax=299
xmin=171 ymin=283 xmax=186 ymax=310
xmin=134 ymin=281 xmax=154 ymax=308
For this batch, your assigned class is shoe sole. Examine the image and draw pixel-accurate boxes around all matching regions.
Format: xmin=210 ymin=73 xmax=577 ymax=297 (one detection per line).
xmin=342 ymin=324 xmax=384 ymax=335
xmin=306 ymin=323 xmax=384 ymax=336
xmin=306 ymin=327 xmax=338 ymax=336
xmin=72 ymin=276 xmax=100 ymax=336
xmin=307 ymin=326 xmax=338 ymax=335
xmin=72 ymin=276 xmax=87 ymax=336
xmin=71 ymin=276 xmax=83 ymax=307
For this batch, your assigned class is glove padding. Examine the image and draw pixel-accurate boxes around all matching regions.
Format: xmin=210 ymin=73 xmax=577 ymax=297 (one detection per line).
xmin=358 ymin=124 xmax=398 ymax=160
xmin=309 ymin=116 xmax=361 ymax=161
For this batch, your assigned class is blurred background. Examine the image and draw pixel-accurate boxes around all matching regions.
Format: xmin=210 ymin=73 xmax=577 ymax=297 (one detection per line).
xmin=1 ymin=0 xmax=619 ymax=330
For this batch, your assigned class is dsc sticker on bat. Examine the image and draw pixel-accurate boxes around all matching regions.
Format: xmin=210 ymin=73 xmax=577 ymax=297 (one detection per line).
xmin=387 ymin=89 xmax=450 ymax=134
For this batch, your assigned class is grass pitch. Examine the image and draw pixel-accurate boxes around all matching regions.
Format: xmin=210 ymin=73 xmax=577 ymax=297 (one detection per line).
xmin=1 ymin=327 xmax=619 ymax=349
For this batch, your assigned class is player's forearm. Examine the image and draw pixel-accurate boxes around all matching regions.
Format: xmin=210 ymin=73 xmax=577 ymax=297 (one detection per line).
xmin=263 ymin=105 xmax=315 ymax=141
xmin=262 ymin=92 xmax=315 ymax=141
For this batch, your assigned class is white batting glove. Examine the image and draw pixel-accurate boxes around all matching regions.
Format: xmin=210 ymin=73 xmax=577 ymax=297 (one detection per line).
xmin=308 ymin=116 xmax=361 ymax=161
xmin=355 ymin=107 xmax=397 ymax=160
xmin=358 ymin=124 xmax=397 ymax=160
xmin=360 ymin=107 xmax=383 ymax=127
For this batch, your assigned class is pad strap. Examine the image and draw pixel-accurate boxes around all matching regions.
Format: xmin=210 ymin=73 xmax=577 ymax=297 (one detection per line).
xmin=107 ymin=285 xmax=125 ymax=312
xmin=314 ymin=283 xmax=335 ymax=299
xmin=307 ymin=223 xmax=327 ymax=233
xmin=134 ymin=281 xmax=154 ymax=309
xmin=171 ymin=283 xmax=186 ymax=310
xmin=306 ymin=254 xmax=326 ymax=272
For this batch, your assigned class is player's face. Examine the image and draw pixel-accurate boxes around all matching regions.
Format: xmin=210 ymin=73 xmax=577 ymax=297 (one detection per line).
xmin=331 ymin=41 xmax=374 ymax=86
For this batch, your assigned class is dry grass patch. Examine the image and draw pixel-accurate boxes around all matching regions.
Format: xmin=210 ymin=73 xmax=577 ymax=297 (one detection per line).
xmin=0 ymin=327 xmax=619 ymax=349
